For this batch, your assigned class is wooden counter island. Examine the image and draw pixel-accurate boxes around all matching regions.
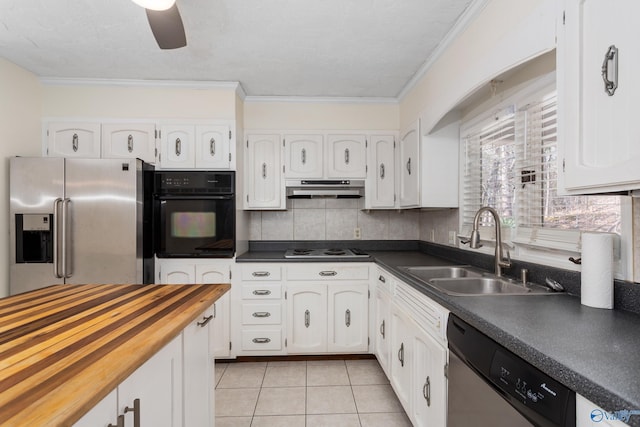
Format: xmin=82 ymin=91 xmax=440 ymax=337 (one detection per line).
xmin=0 ymin=283 xmax=230 ymax=427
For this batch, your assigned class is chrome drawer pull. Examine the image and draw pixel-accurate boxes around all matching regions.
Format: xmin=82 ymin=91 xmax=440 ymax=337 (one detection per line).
xmin=127 ymin=134 xmax=134 ymax=153
xmin=305 ymin=309 xmax=310 ymax=328
xmin=345 ymin=148 xmax=350 ymax=164
xmin=124 ymin=398 xmax=140 ymax=427
xmin=380 ymin=320 xmax=385 ymax=338
xmin=345 ymin=309 xmax=351 ymax=327
xmin=210 ymin=138 xmax=216 ymax=156
xmin=72 ymin=133 xmax=79 ymax=152
xmin=252 ymin=312 xmax=271 ymax=318
xmin=175 ymin=137 xmax=181 ymax=156
xmin=301 ymin=147 xmax=307 ymax=164
xmin=252 ymin=271 xmax=271 ymax=277
xmin=378 ymin=275 xmax=386 ymax=283
xmin=252 ymin=337 xmax=271 ymax=344
xmin=398 ymin=343 xmax=405 ymax=367
xmin=423 ymin=376 xmax=431 ymax=406
xmin=380 ymin=163 xmax=385 ymax=179
xmin=602 ymin=45 xmax=619 ymax=96
xmin=252 ymin=289 xmax=272 ymax=295
xmin=319 ymin=270 xmax=337 ymax=277
xmin=197 ymin=315 xmax=214 ymax=327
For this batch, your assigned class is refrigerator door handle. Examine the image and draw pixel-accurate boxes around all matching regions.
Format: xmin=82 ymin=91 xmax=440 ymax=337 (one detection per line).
xmin=62 ymin=198 xmax=73 ymax=278
xmin=53 ymin=198 xmax=64 ymax=278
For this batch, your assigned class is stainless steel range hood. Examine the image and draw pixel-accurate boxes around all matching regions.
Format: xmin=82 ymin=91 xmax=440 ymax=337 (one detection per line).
xmin=286 ymin=179 xmax=364 ymax=198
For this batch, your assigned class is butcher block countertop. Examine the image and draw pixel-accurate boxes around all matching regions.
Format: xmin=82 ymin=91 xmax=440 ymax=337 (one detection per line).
xmin=0 ymin=283 xmax=230 ymax=427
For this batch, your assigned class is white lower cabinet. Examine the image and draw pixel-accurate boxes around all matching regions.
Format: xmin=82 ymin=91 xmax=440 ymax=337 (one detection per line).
xmin=374 ymin=271 xmax=393 ymax=377
xmin=157 ymin=259 xmax=232 ymax=358
xmin=411 ymin=325 xmax=447 ymax=427
xmin=74 ymin=334 xmax=184 ymax=427
xmin=287 ymin=284 xmax=328 ymax=353
xmin=390 ymin=306 xmax=414 ymax=411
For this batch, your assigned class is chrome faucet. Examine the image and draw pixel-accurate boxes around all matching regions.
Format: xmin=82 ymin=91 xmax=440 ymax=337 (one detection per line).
xmin=468 ymin=206 xmax=511 ymax=277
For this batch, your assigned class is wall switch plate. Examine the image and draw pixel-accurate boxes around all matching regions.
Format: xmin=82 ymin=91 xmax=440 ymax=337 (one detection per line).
xmin=448 ymin=230 xmax=457 ymax=245
xmin=354 ymin=227 xmax=362 ymax=239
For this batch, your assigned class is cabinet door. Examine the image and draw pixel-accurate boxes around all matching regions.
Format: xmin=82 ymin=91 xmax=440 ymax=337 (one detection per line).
xmin=390 ymin=307 xmax=412 ymax=413
xmin=374 ymin=289 xmax=392 ymax=377
xmin=327 ymin=283 xmax=369 ymax=353
xmin=326 ymin=134 xmax=367 ymax=178
xmin=195 ymin=263 xmax=231 ymax=357
xmin=73 ymin=389 xmax=118 ymax=427
xmin=119 ymin=334 xmax=183 ymax=427
xmin=183 ymin=307 xmax=214 ymax=427
xmin=559 ymin=0 xmax=640 ymax=193
xmin=160 ymin=262 xmax=195 ymax=284
xmin=160 ymin=125 xmax=195 ymax=169
xmin=195 ymin=125 xmax=231 ymax=169
xmin=286 ymin=285 xmax=327 ymax=353
xmin=399 ymin=122 xmax=420 ymax=207
xmin=411 ymin=326 xmax=447 ymax=427
xmin=46 ymin=122 xmax=101 ymax=158
xmin=284 ymin=134 xmax=324 ymax=178
xmin=245 ymin=134 xmax=284 ymax=209
xmin=101 ymin=123 xmax=156 ymax=163
xmin=366 ymin=134 xmax=396 ymax=209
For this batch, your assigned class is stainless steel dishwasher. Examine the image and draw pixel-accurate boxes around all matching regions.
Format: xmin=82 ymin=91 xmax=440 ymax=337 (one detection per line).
xmin=447 ymin=314 xmax=575 ymax=427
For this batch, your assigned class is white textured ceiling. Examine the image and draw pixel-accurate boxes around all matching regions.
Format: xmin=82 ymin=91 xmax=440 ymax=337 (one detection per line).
xmin=0 ymin=0 xmax=473 ymax=98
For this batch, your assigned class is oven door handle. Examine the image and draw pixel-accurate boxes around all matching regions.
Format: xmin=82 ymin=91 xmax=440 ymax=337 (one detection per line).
xmin=155 ymin=195 xmax=234 ymax=200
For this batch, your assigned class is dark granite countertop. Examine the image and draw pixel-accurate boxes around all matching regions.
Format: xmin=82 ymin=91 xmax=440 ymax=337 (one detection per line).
xmin=237 ymin=246 xmax=640 ymax=425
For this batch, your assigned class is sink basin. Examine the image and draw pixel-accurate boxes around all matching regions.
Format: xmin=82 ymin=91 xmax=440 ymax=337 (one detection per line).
xmin=428 ymin=277 xmax=557 ymax=296
xmin=398 ymin=265 xmax=483 ymax=281
xmin=398 ymin=265 xmax=561 ymax=296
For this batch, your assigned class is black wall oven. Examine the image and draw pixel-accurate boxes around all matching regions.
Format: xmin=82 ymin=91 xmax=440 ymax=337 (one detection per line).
xmin=154 ymin=171 xmax=235 ymax=258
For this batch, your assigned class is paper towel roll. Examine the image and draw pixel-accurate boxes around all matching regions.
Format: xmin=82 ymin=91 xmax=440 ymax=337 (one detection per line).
xmin=581 ymin=232 xmax=614 ymax=309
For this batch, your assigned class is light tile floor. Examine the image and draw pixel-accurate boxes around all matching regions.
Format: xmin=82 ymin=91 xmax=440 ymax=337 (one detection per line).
xmin=215 ymin=359 xmax=412 ymax=427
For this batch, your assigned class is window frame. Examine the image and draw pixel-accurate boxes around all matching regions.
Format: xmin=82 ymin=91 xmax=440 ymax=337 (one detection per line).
xmin=457 ymin=73 xmax=632 ymax=279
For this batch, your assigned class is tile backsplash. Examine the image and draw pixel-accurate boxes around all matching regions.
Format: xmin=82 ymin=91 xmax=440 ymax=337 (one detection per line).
xmin=248 ymin=198 xmax=458 ymax=244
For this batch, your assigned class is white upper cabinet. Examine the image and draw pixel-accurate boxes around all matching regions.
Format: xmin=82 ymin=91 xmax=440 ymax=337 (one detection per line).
xmin=160 ymin=125 xmax=196 ymax=169
xmin=45 ymin=122 xmax=101 ymax=158
xmin=283 ymin=134 xmax=324 ymax=178
xmin=101 ymin=123 xmax=157 ymax=163
xmin=195 ymin=125 xmax=231 ymax=169
xmin=366 ymin=134 xmax=396 ymax=209
xmin=420 ymin=117 xmax=459 ymax=208
xmin=326 ymin=134 xmax=367 ymax=178
xmin=398 ymin=121 xmax=420 ymax=207
xmin=245 ymin=133 xmax=285 ymax=209
xmin=559 ymin=0 xmax=640 ymax=193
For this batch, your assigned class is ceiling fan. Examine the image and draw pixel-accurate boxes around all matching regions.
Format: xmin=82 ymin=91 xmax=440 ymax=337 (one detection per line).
xmin=131 ymin=0 xmax=187 ymax=49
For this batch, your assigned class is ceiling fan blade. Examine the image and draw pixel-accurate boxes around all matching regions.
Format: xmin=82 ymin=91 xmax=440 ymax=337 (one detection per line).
xmin=145 ymin=3 xmax=187 ymax=49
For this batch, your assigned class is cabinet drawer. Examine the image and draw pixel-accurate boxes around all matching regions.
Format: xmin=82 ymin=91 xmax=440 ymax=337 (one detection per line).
xmin=241 ymin=283 xmax=282 ymax=300
xmin=241 ymin=265 xmax=282 ymax=281
xmin=242 ymin=303 xmax=282 ymax=325
xmin=376 ymin=269 xmax=394 ymax=294
xmin=241 ymin=329 xmax=282 ymax=351
xmin=287 ymin=264 xmax=369 ymax=281
xmin=395 ymin=281 xmax=449 ymax=342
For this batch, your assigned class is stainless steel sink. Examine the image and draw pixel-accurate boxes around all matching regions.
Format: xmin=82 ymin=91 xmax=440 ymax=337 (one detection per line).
xmin=398 ymin=265 xmax=483 ymax=281
xmin=399 ymin=265 xmax=561 ymax=296
xmin=428 ymin=277 xmax=555 ymax=296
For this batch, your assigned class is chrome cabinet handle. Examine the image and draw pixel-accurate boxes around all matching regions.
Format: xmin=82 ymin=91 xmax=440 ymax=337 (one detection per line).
xmin=406 ymin=157 xmax=412 ymax=175
xmin=175 ymin=138 xmax=181 ymax=156
xmin=124 ymin=398 xmax=141 ymax=427
xmin=319 ymin=271 xmax=337 ymax=277
xmin=252 ymin=271 xmax=271 ymax=277
xmin=210 ymin=138 xmax=216 ymax=156
xmin=252 ymin=337 xmax=271 ymax=344
xmin=378 ymin=275 xmax=386 ymax=283
xmin=380 ymin=320 xmax=385 ymax=338
xmin=197 ymin=314 xmax=214 ymax=327
xmin=262 ymin=162 xmax=267 ymax=179
xmin=107 ymin=415 xmax=125 ymax=427
xmin=345 ymin=309 xmax=351 ymax=327
xmin=252 ymin=312 xmax=271 ymax=318
xmin=301 ymin=148 xmax=306 ymax=165
xmin=423 ymin=376 xmax=431 ymax=406
xmin=53 ymin=198 xmax=63 ymax=279
xmin=398 ymin=343 xmax=404 ymax=367
xmin=127 ymin=134 xmax=134 ymax=153
xmin=602 ymin=45 xmax=619 ymax=96
xmin=380 ymin=163 xmax=385 ymax=179
xmin=252 ymin=289 xmax=272 ymax=295
xmin=304 ymin=309 xmax=310 ymax=328
xmin=344 ymin=148 xmax=350 ymax=165
xmin=72 ymin=133 xmax=79 ymax=152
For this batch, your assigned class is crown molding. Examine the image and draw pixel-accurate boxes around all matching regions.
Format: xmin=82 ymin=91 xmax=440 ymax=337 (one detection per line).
xmin=243 ymin=95 xmax=398 ymax=105
xmin=39 ymin=77 xmax=244 ymax=92
xmin=397 ymin=0 xmax=489 ymax=101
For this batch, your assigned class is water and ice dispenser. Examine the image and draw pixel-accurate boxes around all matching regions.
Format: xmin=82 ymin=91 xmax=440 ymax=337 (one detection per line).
xmin=15 ymin=214 xmax=54 ymax=263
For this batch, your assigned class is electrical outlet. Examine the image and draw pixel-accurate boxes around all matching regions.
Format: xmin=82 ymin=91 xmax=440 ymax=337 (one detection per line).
xmin=354 ymin=227 xmax=362 ymax=239
xmin=430 ymin=229 xmax=435 ymax=242
xmin=449 ymin=230 xmax=457 ymax=245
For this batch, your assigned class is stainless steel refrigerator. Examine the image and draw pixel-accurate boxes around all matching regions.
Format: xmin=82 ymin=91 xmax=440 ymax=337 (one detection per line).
xmin=9 ymin=157 xmax=154 ymax=295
